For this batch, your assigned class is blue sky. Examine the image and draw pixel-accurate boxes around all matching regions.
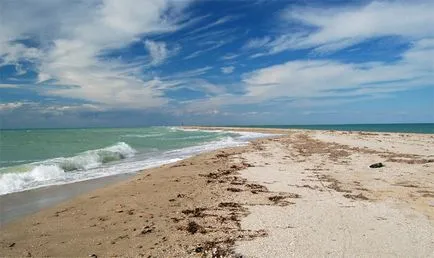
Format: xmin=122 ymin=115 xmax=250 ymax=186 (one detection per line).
xmin=0 ymin=0 xmax=433 ymax=128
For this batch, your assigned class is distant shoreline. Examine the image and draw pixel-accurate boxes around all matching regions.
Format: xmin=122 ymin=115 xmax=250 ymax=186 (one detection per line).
xmin=188 ymin=123 xmax=434 ymax=134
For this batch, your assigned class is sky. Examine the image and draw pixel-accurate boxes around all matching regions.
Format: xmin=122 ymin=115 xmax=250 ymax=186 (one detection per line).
xmin=0 ymin=0 xmax=433 ymax=128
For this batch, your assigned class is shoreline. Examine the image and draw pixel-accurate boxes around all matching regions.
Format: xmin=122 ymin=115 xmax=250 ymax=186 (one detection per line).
xmin=0 ymin=128 xmax=277 ymax=226
xmin=0 ymin=173 xmax=134 ymax=226
xmin=183 ymin=125 xmax=434 ymax=135
xmin=0 ymin=127 xmax=273 ymax=197
xmin=183 ymin=124 xmax=434 ymax=135
xmin=1 ymin=127 xmax=433 ymax=257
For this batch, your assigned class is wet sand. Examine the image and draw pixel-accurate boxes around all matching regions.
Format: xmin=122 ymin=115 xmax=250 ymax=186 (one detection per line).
xmin=0 ymin=128 xmax=433 ymax=257
xmin=0 ymin=173 xmax=133 ymax=226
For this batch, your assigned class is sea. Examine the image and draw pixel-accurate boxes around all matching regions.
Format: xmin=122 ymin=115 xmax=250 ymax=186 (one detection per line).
xmin=0 ymin=123 xmax=432 ymax=195
xmin=0 ymin=127 xmax=270 ymax=195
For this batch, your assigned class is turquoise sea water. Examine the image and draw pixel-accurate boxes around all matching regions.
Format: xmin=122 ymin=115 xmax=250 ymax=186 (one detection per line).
xmin=0 ymin=127 xmax=269 ymax=195
xmin=227 ymin=123 xmax=434 ymax=134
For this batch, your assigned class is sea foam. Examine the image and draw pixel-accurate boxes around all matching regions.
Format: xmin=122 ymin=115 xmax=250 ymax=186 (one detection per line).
xmin=0 ymin=142 xmax=136 ymax=195
xmin=0 ymin=130 xmax=274 ymax=195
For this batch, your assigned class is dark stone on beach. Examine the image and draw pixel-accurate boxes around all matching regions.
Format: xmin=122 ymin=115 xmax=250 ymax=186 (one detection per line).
xmin=195 ymin=246 xmax=203 ymax=253
xmin=227 ymin=187 xmax=242 ymax=192
xmin=89 ymin=254 xmax=97 ymax=258
xmin=140 ymin=224 xmax=154 ymax=235
xmin=242 ymin=161 xmax=255 ymax=167
xmin=182 ymin=208 xmax=206 ymax=217
xmin=171 ymin=217 xmax=181 ymax=223
xmin=219 ymin=202 xmax=242 ymax=209
xmin=369 ymin=162 xmax=384 ymax=168
xmin=8 ymin=242 xmax=15 ymax=248
xmin=269 ymin=196 xmax=285 ymax=203
xmin=343 ymin=193 xmax=369 ymax=200
xmin=246 ymin=183 xmax=268 ymax=192
xmin=216 ymin=152 xmax=230 ymax=158
xmin=186 ymin=221 xmax=204 ymax=234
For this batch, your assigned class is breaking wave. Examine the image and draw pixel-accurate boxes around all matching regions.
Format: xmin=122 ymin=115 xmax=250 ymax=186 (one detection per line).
xmin=0 ymin=129 xmax=276 ymax=195
xmin=0 ymin=142 xmax=136 ymax=195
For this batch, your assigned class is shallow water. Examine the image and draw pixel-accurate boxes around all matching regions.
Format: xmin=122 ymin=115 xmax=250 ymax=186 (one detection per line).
xmin=0 ymin=127 xmax=271 ymax=195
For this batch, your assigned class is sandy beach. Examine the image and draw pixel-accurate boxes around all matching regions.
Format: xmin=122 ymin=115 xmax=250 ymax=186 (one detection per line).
xmin=1 ymin=127 xmax=433 ymax=257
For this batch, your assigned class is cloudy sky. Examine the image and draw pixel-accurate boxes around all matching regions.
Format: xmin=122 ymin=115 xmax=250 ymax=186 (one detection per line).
xmin=1 ymin=0 xmax=433 ymax=128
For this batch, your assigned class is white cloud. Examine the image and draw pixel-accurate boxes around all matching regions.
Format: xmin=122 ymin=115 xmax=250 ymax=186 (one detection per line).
xmin=0 ymin=0 xmax=193 ymax=109
xmin=249 ymin=1 xmax=434 ymax=55
xmin=243 ymin=42 xmax=433 ymax=100
xmin=172 ymin=79 xmax=225 ymax=96
xmin=14 ymin=64 xmax=26 ymax=75
xmin=221 ymin=66 xmax=235 ymax=74
xmin=243 ymin=36 xmax=271 ymax=49
xmin=186 ymin=16 xmax=236 ymax=35
xmin=39 ymin=103 xmax=105 ymax=115
xmin=168 ymin=66 xmax=213 ymax=78
xmin=183 ymin=50 xmax=205 ymax=60
xmin=184 ymin=38 xmax=233 ymax=59
xmin=144 ymin=40 xmax=169 ymax=66
xmin=0 ymin=102 xmax=25 ymax=111
xmin=0 ymin=84 xmax=18 ymax=89
xmin=220 ymin=53 xmax=240 ymax=60
xmin=180 ymin=28 xmax=238 ymax=43
xmin=0 ymin=101 xmax=106 ymax=115
xmin=37 ymin=73 xmax=52 ymax=83
xmin=144 ymin=40 xmax=179 ymax=66
xmin=0 ymin=42 xmax=43 ymax=67
xmin=159 ymin=67 xmax=226 ymax=96
xmin=249 ymin=52 xmax=267 ymax=59
xmin=184 ymin=39 xmax=434 ymax=110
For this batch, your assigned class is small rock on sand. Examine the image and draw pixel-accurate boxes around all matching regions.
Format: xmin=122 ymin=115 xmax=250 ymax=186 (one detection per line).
xmin=369 ymin=162 xmax=384 ymax=168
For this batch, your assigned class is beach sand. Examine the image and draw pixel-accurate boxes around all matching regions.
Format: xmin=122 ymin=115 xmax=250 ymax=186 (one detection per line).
xmin=1 ymin=128 xmax=433 ymax=257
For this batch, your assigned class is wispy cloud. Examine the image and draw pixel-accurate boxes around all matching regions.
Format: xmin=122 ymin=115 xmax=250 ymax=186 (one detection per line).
xmin=180 ymin=28 xmax=238 ymax=43
xmin=220 ymin=53 xmax=240 ymax=60
xmin=0 ymin=102 xmax=26 ymax=111
xmin=167 ymin=66 xmax=213 ymax=79
xmin=144 ymin=40 xmax=176 ymax=66
xmin=221 ymin=66 xmax=235 ymax=74
xmin=185 ymin=39 xmax=434 ymax=110
xmin=183 ymin=38 xmax=233 ymax=59
xmin=172 ymin=79 xmax=225 ymax=96
xmin=0 ymin=84 xmax=19 ymax=89
xmin=243 ymin=36 xmax=271 ymax=49
xmin=186 ymin=16 xmax=236 ymax=35
xmin=246 ymin=1 xmax=434 ymax=55
xmin=0 ymin=101 xmax=105 ymax=114
xmin=243 ymin=41 xmax=434 ymax=100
